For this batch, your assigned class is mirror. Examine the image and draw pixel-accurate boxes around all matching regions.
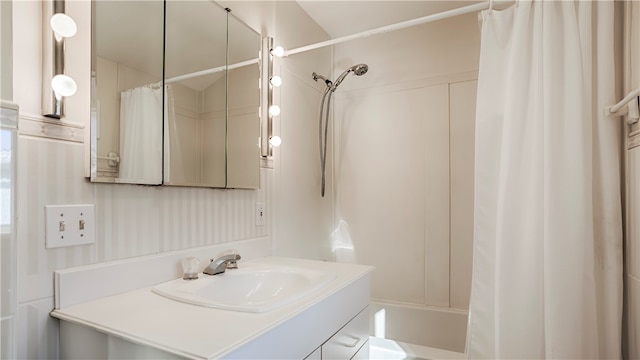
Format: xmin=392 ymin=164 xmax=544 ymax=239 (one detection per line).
xmin=163 ymin=1 xmax=228 ymax=187
xmin=90 ymin=1 xmax=261 ymax=189
xmin=91 ymin=0 xmax=164 ymax=184
xmin=226 ymin=10 xmax=261 ymax=188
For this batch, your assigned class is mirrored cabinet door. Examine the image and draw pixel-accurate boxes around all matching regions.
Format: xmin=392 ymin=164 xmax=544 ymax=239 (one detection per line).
xmin=226 ymin=10 xmax=261 ymax=189
xmin=91 ymin=1 xmax=164 ymax=185
xmin=164 ymin=1 xmax=228 ymax=188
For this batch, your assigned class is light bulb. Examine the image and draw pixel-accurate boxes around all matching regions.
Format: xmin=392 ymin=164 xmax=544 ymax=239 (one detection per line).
xmin=270 ymin=46 xmax=285 ymax=57
xmin=50 ymin=13 xmax=77 ymax=39
xmin=269 ymin=136 xmax=282 ymax=147
xmin=269 ymin=105 xmax=281 ymax=117
xmin=51 ymin=74 xmax=77 ymax=97
xmin=270 ymin=76 xmax=282 ymax=87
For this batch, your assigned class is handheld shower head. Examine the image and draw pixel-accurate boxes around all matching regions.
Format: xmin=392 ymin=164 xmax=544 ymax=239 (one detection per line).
xmin=351 ymin=64 xmax=368 ymax=76
xmin=312 ymin=63 xmax=369 ymax=197
xmin=332 ymin=63 xmax=369 ymax=90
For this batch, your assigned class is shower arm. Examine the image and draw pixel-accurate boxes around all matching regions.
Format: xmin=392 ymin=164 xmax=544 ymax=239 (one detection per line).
xmin=312 ymin=72 xmax=333 ymax=88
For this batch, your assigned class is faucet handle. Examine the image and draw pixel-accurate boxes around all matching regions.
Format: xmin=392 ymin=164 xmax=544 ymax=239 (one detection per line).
xmin=181 ymin=257 xmax=200 ymax=280
xmin=224 ymin=250 xmax=240 ymax=269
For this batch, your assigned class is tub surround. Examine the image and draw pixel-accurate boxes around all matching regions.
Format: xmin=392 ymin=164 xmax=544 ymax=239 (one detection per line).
xmin=370 ymin=301 xmax=467 ymax=353
xmin=369 ymin=337 xmax=465 ymax=360
xmin=51 ymin=253 xmax=373 ymax=359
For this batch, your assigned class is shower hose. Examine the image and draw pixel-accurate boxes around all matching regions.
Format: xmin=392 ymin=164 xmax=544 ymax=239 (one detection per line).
xmin=318 ymin=86 xmax=333 ymax=198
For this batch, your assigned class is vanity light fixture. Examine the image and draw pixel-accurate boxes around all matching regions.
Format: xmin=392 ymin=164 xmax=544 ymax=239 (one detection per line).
xmin=42 ymin=0 xmax=78 ymax=119
xmin=261 ymin=37 xmax=283 ymax=157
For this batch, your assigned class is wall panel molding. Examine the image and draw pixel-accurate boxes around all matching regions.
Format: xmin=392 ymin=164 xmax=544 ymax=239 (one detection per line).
xmin=19 ymin=113 xmax=84 ymax=143
xmin=630 ymin=133 xmax=640 ymax=150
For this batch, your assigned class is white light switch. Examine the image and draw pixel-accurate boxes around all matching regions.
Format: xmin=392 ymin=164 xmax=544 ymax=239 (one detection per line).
xmin=45 ymin=204 xmax=95 ymax=248
xmin=255 ymin=202 xmax=265 ymax=226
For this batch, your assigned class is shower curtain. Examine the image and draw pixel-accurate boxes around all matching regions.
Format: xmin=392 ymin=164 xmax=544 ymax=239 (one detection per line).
xmin=119 ymin=85 xmax=164 ymax=184
xmin=467 ymin=1 xmax=623 ymax=359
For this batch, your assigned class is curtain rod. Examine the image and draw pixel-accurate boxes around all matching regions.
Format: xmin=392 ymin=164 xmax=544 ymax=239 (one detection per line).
xmin=166 ymin=1 xmax=507 ymax=83
xmin=165 ymin=58 xmax=258 ymax=84
xmin=286 ymin=1 xmax=502 ymax=56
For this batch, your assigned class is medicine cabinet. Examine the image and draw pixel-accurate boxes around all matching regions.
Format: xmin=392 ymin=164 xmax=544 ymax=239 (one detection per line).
xmin=90 ymin=1 xmax=260 ymax=189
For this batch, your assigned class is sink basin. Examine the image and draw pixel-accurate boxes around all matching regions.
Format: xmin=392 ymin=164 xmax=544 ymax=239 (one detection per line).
xmin=151 ymin=261 xmax=336 ymax=313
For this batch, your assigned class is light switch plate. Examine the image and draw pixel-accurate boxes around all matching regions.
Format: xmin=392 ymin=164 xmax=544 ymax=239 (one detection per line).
xmin=255 ymin=202 xmax=265 ymax=226
xmin=45 ymin=204 xmax=95 ymax=248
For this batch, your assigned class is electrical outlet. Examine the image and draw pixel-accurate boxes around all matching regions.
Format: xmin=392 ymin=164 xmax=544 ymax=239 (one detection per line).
xmin=255 ymin=202 xmax=265 ymax=226
xmin=45 ymin=204 xmax=95 ymax=248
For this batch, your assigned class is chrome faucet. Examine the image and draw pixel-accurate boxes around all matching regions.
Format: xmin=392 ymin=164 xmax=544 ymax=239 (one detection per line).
xmin=203 ymin=254 xmax=241 ymax=275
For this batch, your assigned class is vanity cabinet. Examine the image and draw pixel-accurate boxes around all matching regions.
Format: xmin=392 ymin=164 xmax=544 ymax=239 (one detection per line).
xmin=352 ymin=344 xmax=370 ymax=360
xmin=59 ymin=307 xmax=370 ymax=360
xmin=320 ymin=307 xmax=369 ymax=359
xmin=304 ymin=346 xmax=322 ymax=360
xmin=303 ymin=307 xmax=369 ymax=360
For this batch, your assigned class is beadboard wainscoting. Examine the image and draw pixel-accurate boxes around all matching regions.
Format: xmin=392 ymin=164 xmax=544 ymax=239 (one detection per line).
xmin=14 ymin=131 xmax=274 ymax=357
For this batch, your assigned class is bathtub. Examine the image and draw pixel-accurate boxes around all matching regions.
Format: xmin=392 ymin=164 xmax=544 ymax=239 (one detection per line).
xmin=368 ymin=301 xmax=467 ymax=359
xmin=369 ymin=337 xmax=466 ymax=360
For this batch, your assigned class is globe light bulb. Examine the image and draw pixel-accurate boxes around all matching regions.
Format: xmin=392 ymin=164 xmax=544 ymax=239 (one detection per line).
xmin=270 ymin=46 xmax=285 ymax=57
xmin=269 ymin=105 xmax=281 ymax=117
xmin=51 ymin=74 xmax=77 ymax=97
xmin=270 ymin=76 xmax=282 ymax=87
xmin=50 ymin=13 xmax=77 ymax=39
xmin=269 ymin=136 xmax=282 ymax=147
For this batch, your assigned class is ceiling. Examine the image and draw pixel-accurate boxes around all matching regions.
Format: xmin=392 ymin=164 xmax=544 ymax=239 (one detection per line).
xmin=295 ymin=0 xmax=482 ymax=39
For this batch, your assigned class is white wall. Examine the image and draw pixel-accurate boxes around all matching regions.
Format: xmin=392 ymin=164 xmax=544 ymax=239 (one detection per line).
xmin=271 ymin=1 xmax=335 ymax=260
xmin=331 ymin=11 xmax=480 ymax=346
xmin=1 ymin=1 xmax=12 ymax=101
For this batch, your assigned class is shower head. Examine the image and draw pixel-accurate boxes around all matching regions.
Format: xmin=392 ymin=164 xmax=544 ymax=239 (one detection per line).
xmin=312 ymin=64 xmax=369 ymax=92
xmin=332 ymin=63 xmax=369 ymax=90
xmin=351 ymin=64 xmax=369 ymax=76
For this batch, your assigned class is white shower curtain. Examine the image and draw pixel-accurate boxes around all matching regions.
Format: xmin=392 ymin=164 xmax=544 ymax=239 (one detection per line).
xmin=119 ymin=85 xmax=164 ymax=184
xmin=467 ymin=1 xmax=623 ymax=359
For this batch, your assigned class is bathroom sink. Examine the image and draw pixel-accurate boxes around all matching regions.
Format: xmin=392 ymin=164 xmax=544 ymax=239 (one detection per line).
xmin=151 ymin=261 xmax=336 ymax=313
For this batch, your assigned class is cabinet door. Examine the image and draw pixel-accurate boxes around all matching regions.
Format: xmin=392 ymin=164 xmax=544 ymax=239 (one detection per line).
xmin=304 ymin=346 xmax=321 ymax=360
xmin=322 ymin=308 xmax=368 ymax=360
xmin=351 ymin=339 xmax=369 ymax=360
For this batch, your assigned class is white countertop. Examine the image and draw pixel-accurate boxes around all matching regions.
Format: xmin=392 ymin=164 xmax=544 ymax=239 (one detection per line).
xmin=51 ymin=257 xmax=373 ymax=359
